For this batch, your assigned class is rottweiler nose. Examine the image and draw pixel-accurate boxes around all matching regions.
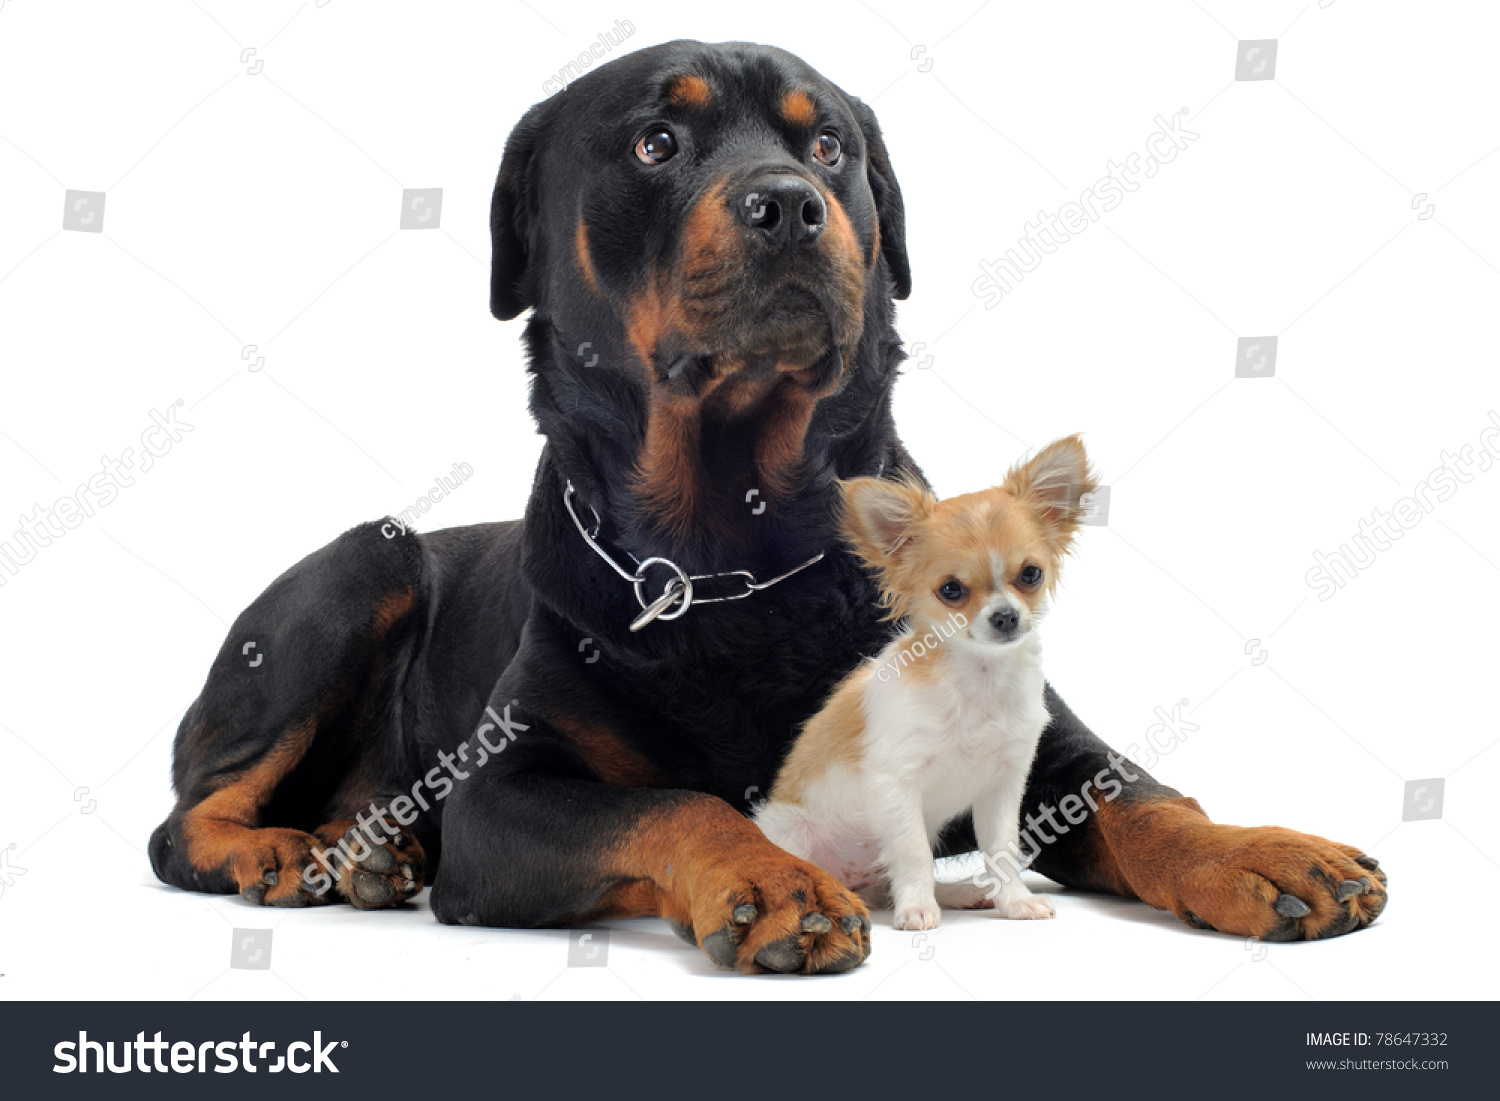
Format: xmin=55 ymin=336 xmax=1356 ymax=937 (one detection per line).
xmin=735 ymin=175 xmax=826 ymax=249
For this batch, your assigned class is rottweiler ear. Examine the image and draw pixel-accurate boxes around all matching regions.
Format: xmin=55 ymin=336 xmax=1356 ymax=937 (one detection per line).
xmin=852 ymin=98 xmax=911 ymax=301
xmin=490 ymin=100 xmax=553 ymax=321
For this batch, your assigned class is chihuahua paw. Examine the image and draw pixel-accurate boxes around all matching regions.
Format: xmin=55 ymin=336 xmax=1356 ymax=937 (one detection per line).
xmin=893 ymin=901 xmax=942 ymax=930
xmin=996 ymin=893 xmax=1055 ymax=920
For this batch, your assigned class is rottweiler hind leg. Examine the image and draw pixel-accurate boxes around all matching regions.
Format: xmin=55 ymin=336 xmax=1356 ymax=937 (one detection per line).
xmin=149 ymin=520 xmax=425 ymax=908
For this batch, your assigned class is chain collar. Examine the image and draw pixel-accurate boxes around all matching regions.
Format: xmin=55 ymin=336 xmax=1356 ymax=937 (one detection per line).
xmin=563 ymin=480 xmax=825 ymax=632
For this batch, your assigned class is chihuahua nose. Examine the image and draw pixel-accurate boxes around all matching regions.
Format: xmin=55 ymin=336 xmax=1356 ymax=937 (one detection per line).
xmin=990 ymin=608 xmax=1020 ymax=637
xmin=734 ymin=174 xmax=826 ymax=250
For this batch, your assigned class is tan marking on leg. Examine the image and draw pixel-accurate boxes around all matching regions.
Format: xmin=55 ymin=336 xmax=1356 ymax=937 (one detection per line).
xmin=602 ymin=796 xmax=870 ymax=973
xmin=181 ymin=721 xmax=320 ymax=897
xmin=552 ymin=715 xmax=661 ymax=787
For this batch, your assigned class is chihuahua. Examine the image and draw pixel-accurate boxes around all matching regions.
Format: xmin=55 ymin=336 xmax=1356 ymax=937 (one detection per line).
xmin=754 ymin=435 xmax=1096 ymax=930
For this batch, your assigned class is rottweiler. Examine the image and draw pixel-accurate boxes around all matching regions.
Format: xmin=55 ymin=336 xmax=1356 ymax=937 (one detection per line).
xmin=149 ymin=40 xmax=1387 ymax=973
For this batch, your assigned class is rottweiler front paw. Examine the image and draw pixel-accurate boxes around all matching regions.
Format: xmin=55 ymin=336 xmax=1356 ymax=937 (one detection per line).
xmin=677 ymin=851 xmax=872 ymax=974
xmin=1170 ymin=826 xmax=1387 ymax=941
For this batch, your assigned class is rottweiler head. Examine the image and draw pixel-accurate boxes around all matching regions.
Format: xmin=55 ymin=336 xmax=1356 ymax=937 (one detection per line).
xmin=492 ymin=40 xmax=909 ymax=540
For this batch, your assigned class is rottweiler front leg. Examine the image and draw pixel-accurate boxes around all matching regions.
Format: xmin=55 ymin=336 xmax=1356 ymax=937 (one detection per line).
xmin=432 ymin=774 xmax=871 ymax=974
xmin=1022 ymin=686 xmax=1388 ymax=940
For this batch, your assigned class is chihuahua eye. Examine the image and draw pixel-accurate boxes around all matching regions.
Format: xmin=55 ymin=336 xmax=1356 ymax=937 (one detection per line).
xmin=1017 ymin=564 xmax=1044 ymax=589
xmin=635 ymin=129 xmax=678 ymax=165
xmin=813 ymin=132 xmax=842 ymax=166
xmin=937 ymin=579 xmax=967 ymax=604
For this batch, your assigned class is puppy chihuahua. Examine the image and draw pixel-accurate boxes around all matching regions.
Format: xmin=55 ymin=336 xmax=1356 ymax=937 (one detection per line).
xmin=755 ymin=435 xmax=1096 ymax=930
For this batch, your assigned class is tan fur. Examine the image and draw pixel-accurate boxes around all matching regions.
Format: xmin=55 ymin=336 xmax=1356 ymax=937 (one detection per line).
xmin=550 ymin=714 xmax=661 ymax=787
xmin=767 ymin=665 xmax=872 ymax=804
xmin=181 ymin=722 xmax=325 ymax=903
xmin=371 ymin=586 xmax=417 ymax=635
xmin=666 ymin=73 xmax=712 ymax=108
xmin=1089 ymin=796 xmax=1389 ymax=939
xmin=182 ymin=721 xmax=318 ymax=873
xmin=575 ymin=219 xmax=599 ymax=293
xmin=780 ymin=89 xmax=818 ymax=126
xmin=600 ymin=795 xmax=870 ymax=973
xmin=841 ymin=434 xmax=1096 ymax=623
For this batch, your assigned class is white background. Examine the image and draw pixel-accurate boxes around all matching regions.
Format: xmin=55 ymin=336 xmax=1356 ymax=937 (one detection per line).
xmin=1 ymin=0 xmax=1497 ymax=1001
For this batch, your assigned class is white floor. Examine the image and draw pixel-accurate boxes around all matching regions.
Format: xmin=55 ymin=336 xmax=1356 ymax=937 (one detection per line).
xmin=0 ymin=815 xmax=1483 ymax=1001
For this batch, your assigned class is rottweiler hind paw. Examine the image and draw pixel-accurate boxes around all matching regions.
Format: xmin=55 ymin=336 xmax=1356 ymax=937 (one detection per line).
xmin=313 ymin=819 xmax=425 ymax=910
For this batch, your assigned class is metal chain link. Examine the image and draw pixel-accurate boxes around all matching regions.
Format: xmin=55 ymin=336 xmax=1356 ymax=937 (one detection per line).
xmin=563 ymin=481 xmax=824 ymax=631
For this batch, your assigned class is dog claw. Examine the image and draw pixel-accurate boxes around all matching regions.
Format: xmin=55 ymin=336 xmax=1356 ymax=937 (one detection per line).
xmin=839 ymin=913 xmax=862 ymax=935
xmin=1274 ymin=894 xmax=1312 ymax=918
xmin=732 ymin=904 xmax=757 ymax=924
xmin=800 ymin=912 xmax=833 ymax=934
xmin=1336 ymin=877 xmax=1371 ymax=901
xmin=1184 ymin=910 xmax=1213 ymax=930
xmin=262 ymin=870 xmax=279 ymax=886
xmin=1354 ymin=855 xmax=1380 ymax=871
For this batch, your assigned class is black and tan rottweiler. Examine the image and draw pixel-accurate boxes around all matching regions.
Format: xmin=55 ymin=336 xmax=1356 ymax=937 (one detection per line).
xmin=149 ymin=40 xmax=1386 ymax=973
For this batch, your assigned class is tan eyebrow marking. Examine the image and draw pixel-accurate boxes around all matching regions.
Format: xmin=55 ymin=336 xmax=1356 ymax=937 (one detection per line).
xmin=780 ymin=89 xmax=817 ymax=126
xmin=666 ymin=74 xmax=712 ymax=107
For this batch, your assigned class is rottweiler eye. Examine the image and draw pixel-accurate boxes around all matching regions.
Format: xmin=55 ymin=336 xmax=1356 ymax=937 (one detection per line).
xmin=634 ymin=130 xmax=678 ymax=165
xmin=813 ymin=132 xmax=842 ymax=166
xmin=937 ymin=579 xmax=967 ymax=604
xmin=1017 ymin=564 xmax=1044 ymax=589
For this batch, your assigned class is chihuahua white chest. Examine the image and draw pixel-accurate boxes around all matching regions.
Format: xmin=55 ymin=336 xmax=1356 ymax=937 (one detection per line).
xmin=861 ymin=634 xmax=1051 ymax=836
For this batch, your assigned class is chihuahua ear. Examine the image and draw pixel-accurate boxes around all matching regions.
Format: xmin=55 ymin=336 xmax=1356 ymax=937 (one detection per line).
xmin=841 ymin=477 xmax=934 ymax=569
xmin=1005 ymin=434 xmax=1097 ymax=553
